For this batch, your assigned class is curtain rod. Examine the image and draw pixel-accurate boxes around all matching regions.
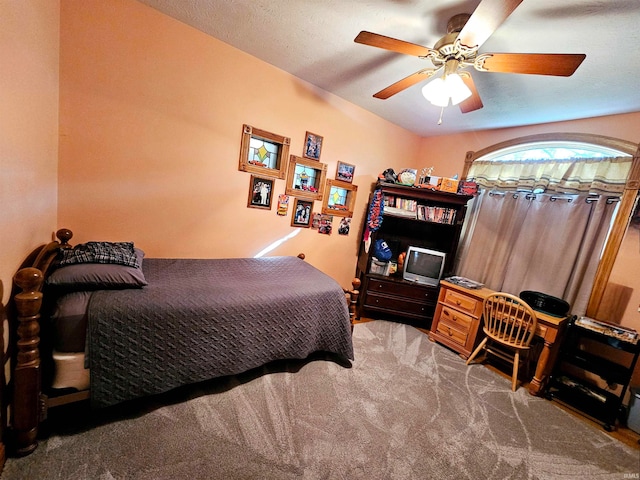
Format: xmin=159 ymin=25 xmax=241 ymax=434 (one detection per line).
xmin=487 ymin=190 xmax=621 ymax=204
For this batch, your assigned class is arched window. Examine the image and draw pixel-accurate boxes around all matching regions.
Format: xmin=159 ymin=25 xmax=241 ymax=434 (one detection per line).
xmin=459 ymin=133 xmax=639 ymax=317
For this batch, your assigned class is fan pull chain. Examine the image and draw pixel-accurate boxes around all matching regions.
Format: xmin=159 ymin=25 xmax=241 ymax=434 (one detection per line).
xmin=437 ymin=106 xmax=444 ymax=125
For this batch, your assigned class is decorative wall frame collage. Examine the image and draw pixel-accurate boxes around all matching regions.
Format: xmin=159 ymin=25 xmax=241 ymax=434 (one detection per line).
xmin=239 ymin=123 xmax=357 ymax=234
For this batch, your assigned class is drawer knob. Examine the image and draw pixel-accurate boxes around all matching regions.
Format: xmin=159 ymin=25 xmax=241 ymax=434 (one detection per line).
xmin=456 ymin=300 xmax=462 ymax=305
xmin=447 ymin=328 xmax=453 ymax=336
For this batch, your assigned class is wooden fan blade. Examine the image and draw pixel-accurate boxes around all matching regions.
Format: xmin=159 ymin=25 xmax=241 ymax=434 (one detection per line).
xmin=459 ymin=74 xmax=483 ymax=113
xmin=355 ymin=31 xmax=434 ymax=57
xmin=476 ymin=53 xmax=586 ymax=76
xmin=373 ymin=69 xmax=438 ymax=99
xmin=457 ymin=0 xmax=524 ymax=50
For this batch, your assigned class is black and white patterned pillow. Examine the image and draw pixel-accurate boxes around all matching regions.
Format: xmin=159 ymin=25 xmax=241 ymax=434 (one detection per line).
xmin=58 ymin=241 xmax=140 ymax=268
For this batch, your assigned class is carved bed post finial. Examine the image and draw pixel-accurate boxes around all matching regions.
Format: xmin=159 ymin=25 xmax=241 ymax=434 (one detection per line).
xmin=12 ymin=267 xmax=44 ymax=456
xmin=56 ymin=228 xmax=73 ymax=245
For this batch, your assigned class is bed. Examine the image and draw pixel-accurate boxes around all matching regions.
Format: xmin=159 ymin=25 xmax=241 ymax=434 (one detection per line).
xmin=10 ymin=229 xmax=360 ymax=456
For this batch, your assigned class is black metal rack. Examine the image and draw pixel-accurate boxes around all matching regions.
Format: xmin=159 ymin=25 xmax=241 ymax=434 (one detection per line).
xmin=546 ymin=316 xmax=640 ymax=431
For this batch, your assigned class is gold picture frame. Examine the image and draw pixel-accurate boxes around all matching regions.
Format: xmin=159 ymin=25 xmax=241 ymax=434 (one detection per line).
xmin=321 ymin=179 xmax=357 ymax=218
xmin=238 ymin=124 xmax=290 ymax=179
xmin=285 ymin=155 xmax=327 ymax=201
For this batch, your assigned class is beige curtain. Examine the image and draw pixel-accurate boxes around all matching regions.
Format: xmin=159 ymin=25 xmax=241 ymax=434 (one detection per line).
xmin=456 ymin=191 xmax=618 ymax=315
xmin=467 ymin=156 xmax=631 ymax=195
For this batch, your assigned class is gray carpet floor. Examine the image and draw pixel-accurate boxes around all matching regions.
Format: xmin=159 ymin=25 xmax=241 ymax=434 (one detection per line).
xmin=3 ymin=320 xmax=639 ymax=479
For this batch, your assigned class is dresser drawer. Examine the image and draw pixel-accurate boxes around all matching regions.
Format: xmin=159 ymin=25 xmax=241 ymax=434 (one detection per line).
xmin=365 ymin=292 xmax=433 ymax=317
xmin=435 ymin=320 xmax=468 ymax=346
xmin=438 ymin=305 xmax=473 ymax=332
xmin=443 ymin=289 xmax=480 ymax=315
xmin=368 ymin=278 xmax=438 ymax=302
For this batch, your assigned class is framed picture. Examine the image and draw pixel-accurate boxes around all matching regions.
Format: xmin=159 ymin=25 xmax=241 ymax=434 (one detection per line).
xmin=238 ymin=124 xmax=290 ymax=179
xmin=335 ymin=161 xmax=355 ymax=183
xmin=321 ymin=179 xmax=358 ymax=218
xmin=247 ymin=175 xmax=274 ymax=210
xmin=285 ymin=155 xmax=327 ymax=201
xmin=303 ymin=131 xmax=323 ymax=161
xmin=291 ymin=198 xmax=313 ymax=228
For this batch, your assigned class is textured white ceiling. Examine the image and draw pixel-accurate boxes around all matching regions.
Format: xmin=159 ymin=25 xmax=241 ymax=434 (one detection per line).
xmin=137 ymin=0 xmax=640 ymax=137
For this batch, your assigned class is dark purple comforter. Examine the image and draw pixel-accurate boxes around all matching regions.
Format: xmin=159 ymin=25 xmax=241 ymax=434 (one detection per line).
xmin=88 ymin=257 xmax=353 ymax=408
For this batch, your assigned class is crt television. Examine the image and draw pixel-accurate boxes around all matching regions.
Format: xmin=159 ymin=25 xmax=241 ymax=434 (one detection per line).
xmin=402 ymin=246 xmax=446 ymax=287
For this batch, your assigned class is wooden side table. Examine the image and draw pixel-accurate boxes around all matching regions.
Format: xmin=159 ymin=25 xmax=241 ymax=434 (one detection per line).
xmin=429 ymin=280 xmax=492 ymax=359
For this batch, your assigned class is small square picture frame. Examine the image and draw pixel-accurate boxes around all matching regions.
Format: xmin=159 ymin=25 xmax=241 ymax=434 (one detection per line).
xmin=247 ymin=175 xmax=274 ymax=210
xmin=303 ymin=131 xmax=323 ymax=161
xmin=335 ymin=161 xmax=355 ymax=183
xmin=291 ymin=198 xmax=313 ymax=228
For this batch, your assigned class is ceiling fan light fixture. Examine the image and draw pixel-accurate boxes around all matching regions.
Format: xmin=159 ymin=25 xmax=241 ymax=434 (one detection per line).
xmin=421 ymin=72 xmax=471 ymax=107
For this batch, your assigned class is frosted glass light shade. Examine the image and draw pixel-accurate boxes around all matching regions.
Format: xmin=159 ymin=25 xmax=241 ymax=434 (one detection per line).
xmin=421 ymin=78 xmax=449 ymax=107
xmin=421 ymin=73 xmax=472 ymax=107
xmin=446 ymin=73 xmax=472 ymax=105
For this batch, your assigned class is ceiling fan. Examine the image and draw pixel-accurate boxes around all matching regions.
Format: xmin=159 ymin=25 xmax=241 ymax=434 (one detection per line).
xmin=354 ymin=0 xmax=586 ymax=113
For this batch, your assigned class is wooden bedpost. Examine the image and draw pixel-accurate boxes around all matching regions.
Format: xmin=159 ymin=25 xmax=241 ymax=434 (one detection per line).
xmin=344 ymin=278 xmax=361 ymax=330
xmin=12 ymin=267 xmax=44 ymax=456
xmin=9 ymin=228 xmax=72 ymax=456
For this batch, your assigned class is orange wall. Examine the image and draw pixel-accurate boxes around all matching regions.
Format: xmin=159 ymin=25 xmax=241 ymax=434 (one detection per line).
xmin=58 ymin=0 xmax=422 ymax=289
xmin=0 ymin=0 xmax=59 ymax=305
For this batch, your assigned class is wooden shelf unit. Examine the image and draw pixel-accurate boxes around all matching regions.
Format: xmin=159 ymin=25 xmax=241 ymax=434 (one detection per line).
xmin=355 ymin=182 xmax=473 ymax=329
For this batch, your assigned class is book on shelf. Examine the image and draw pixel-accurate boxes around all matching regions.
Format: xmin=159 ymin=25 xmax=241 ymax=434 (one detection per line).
xmin=384 ymin=206 xmax=417 ymax=218
xmin=419 ymin=205 xmax=456 ymax=224
xmin=382 ymin=194 xmax=457 ymax=224
xmin=383 ymin=194 xmax=417 ymax=218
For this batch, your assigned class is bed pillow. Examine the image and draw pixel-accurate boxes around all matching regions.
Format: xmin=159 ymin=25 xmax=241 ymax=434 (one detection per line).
xmin=57 ymin=241 xmax=139 ymax=268
xmin=47 ymin=247 xmax=147 ymax=290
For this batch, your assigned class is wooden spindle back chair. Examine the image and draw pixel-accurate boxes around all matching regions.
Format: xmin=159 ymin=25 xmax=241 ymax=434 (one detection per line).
xmin=466 ymin=292 xmax=538 ymax=391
